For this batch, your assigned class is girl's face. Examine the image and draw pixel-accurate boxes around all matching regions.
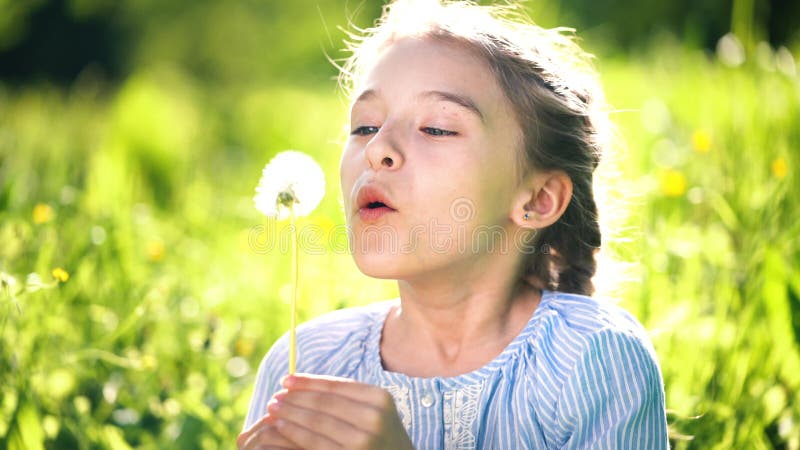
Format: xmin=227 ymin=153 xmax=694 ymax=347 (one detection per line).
xmin=340 ymin=37 xmax=525 ymax=281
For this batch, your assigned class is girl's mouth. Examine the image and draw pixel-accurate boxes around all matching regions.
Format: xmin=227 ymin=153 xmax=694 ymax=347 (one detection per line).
xmin=355 ymin=183 xmax=397 ymax=222
xmin=358 ymin=202 xmax=396 ymax=222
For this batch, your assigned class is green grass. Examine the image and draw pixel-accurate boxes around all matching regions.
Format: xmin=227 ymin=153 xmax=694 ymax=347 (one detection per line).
xmin=599 ymin=45 xmax=800 ymax=449
xmin=1 ymin=43 xmax=798 ymax=449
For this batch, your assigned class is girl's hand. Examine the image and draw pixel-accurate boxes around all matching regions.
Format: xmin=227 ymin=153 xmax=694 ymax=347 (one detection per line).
xmin=267 ymin=373 xmax=414 ymax=450
xmin=237 ymin=414 xmax=300 ymax=450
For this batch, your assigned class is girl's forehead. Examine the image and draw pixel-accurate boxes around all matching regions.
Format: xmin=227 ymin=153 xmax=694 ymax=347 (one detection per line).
xmin=367 ymin=36 xmax=487 ymax=76
xmin=350 ymin=37 xmax=502 ymax=108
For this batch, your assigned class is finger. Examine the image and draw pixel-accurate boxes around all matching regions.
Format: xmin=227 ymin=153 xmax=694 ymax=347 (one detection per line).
xmin=238 ymin=414 xmax=273 ymax=448
xmin=282 ymin=374 xmax=391 ymax=408
xmin=273 ymin=389 xmax=386 ymax=434
xmin=242 ymin=428 xmax=298 ymax=450
xmin=238 ymin=416 xmax=298 ymax=450
xmin=268 ymin=394 xmax=372 ymax=446
xmin=274 ymin=418 xmax=345 ymax=450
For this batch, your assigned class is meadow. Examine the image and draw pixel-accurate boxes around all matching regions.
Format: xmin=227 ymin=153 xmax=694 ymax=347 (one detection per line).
xmin=1 ymin=34 xmax=798 ymax=449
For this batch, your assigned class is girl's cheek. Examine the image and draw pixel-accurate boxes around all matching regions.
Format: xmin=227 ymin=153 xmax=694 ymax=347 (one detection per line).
xmin=340 ymin=141 xmax=358 ymax=163
xmin=340 ymin=148 xmax=361 ymax=185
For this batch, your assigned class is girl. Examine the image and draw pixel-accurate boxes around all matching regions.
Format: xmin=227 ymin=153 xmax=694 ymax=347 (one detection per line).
xmin=239 ymin=0 xmax=669 ymax=448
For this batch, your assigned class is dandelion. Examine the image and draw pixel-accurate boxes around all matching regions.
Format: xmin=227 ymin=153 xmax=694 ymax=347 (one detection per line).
xmin=254 ymin=150 xmax=325 ymax=374
xmin=772 ymin=157 xmax=788 ymax=179
xmin=660 ymin=169 xmax=687 ymax=197
xmin=254 ymin=151 xmax=326 ymax=220
xmin=691 ymin=130 xmax=712 ymax=153
xmin=33 ymin=203 xmax=54 ymax=224
xmin=52 ymin=267 xmax=70 ymax=283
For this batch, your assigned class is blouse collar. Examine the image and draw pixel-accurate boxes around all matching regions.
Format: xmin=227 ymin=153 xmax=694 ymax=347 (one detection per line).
xmin=364 ymin=289 xmax=556 ymax=390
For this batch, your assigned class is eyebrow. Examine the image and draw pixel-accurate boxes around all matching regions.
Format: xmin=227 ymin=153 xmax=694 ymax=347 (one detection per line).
xmin=352 ymin=89 xmax=485 ymax=122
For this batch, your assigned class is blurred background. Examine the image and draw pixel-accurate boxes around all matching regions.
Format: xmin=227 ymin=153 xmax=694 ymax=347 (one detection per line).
xmin=0 ymin=0 xmax=798 ymax=448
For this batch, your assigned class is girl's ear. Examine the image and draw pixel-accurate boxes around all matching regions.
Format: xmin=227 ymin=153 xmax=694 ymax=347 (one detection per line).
xmin=510 ymin=170 xmax=573 ymax=229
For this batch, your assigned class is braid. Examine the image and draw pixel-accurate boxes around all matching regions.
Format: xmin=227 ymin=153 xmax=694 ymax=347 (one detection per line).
xmin=547 ymin=178 xmax=602 ymax=295
xmin=520 ymin=176 xmax=601 ymax=296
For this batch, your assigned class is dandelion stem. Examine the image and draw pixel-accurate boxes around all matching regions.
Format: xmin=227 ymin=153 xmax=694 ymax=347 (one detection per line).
xmin=289 ymin=205 xmax=298 ymax=375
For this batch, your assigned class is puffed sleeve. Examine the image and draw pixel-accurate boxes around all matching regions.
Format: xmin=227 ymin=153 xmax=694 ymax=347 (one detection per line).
xmin=242 ymin=332 xmax=289 ymax=431
xmin=554 ymin=328 xmax=669 ymax=449
xmin=240 ymin=302 xmax=388 ymax=432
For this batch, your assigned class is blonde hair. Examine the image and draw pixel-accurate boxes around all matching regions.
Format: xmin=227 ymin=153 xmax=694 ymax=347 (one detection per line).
xmin=339 ymin=0 xmax=616 ymax=296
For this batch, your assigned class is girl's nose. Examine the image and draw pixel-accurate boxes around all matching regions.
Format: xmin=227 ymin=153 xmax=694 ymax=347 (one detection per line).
xmin=364 ymin=125 xmax=404 ymax=171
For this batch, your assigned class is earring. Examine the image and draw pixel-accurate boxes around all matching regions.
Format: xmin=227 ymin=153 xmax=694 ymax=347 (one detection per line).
xmin=523 ymin=212 xmax=530 ymax=220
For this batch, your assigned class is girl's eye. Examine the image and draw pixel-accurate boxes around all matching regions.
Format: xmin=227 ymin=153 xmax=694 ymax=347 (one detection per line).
xmin=422 ymin=127 xmax=458 ymax=137
xmin=351 ymin=126 xmax=379 ymax=136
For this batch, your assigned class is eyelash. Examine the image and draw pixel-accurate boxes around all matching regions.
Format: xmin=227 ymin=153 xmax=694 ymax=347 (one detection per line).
xmin=349 ymin=126 xmax=458 ymax=137
xmin=350 ymin=126 xmax=379 ymax=136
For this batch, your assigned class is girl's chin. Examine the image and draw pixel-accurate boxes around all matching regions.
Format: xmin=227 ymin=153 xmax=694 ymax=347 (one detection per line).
xmin=351 ymin=253 xmax=406 ymax=279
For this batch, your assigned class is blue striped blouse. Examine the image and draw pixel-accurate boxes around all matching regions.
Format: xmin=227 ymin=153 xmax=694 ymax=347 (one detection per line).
xmin=244 ymin=289 xmax=669 ymax=449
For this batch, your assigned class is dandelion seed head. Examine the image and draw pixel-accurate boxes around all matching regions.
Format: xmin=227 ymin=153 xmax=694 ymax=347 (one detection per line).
xmin=254 ymin=150 xmax=325 ymax=220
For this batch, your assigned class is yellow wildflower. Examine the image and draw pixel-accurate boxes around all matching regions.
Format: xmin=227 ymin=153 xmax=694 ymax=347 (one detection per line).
xmin=52 ymin=267 xmax=70 ymax=283
xmin=235 ymin=338 xmax=255 ymax=357
xmin=33 ymin=203 xmax=54 ymax=224
xmin=691 ymin=130 xmax=712 ymax=153
xmin=141 ymin=354 xmax=157 ymax=370
xmin=771 ymin=157 xmax=787 ymax=179
xmin=147 ymin=240 xmax=165 ymax=262
xmin=661 ymin=169 xmax=687 ymax=197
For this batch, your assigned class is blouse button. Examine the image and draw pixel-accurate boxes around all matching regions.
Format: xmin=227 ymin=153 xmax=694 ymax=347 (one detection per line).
xmin=420 ymin=392 xmax=435 ymax=408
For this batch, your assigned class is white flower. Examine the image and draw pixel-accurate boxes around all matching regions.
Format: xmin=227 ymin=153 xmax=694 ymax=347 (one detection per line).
xmin=253 ymin=150 xmax=325 ymax=220
xmin=26 ymin=273 xmax=46 ymax=292
xmin=1 ymin=271 xmax=18 ymax=299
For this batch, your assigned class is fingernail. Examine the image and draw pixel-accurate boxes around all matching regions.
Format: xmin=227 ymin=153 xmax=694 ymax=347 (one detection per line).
xmin=273 ymin=390 xmax=286 ymax=401
xmin=282 ymin=375 xmax=296 ymax=388
xmin=267 ymin=400 xmax=281 ymax=412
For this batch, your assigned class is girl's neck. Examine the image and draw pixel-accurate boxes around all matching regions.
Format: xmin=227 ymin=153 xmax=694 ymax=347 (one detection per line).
xmin=380 ymin=274 xmax=541 ymax=378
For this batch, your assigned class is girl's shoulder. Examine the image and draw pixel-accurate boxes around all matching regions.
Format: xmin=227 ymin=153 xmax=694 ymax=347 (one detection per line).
xmin=534 ymin=289 xmax=652 ymax=341
xmin=525 ymin=289 xmax=662 ymax=392
xmin=538 ymin=289 xmax=661 ymax=366
xmin=260 ymin=299 xmax=397 ymax=376
xmin=526 ymin=291 xmax=668 ymax=445
xmin=526 ymin=290 xmax=664 ymax=392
